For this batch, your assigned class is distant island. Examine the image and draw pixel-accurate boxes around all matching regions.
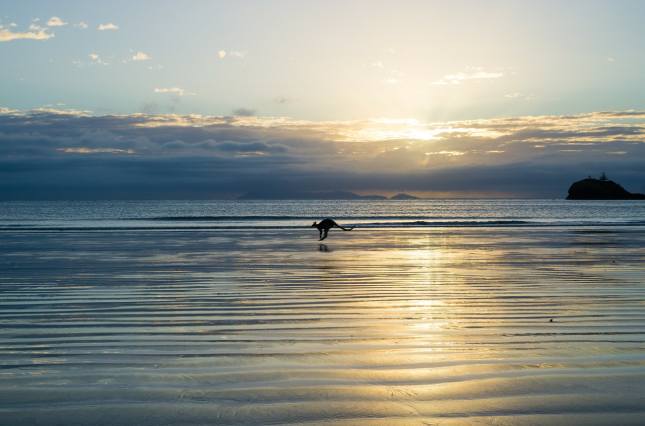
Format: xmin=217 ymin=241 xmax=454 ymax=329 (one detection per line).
xmin=238 ymin=191 xmax=420 ymax=200
xmin=567 ymin=174 xmax=645 ymax=200
xmin=389 ymin=193 xmax=420 ymax=200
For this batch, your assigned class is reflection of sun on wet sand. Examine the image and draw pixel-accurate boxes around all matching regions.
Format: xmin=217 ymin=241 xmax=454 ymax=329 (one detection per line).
xmin=1 ymin=226 xmax=644 ymax=425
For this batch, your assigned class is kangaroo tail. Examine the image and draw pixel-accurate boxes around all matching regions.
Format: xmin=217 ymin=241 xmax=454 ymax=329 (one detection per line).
xmin=337 ymin=225 xmax=354 ymax=231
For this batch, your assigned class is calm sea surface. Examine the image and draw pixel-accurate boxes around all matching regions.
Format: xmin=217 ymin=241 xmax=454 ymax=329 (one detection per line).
xmin=1 ymin=200 xmax=644 ymax=424
xmin=1 ymin=199 xmax=645 ymax=229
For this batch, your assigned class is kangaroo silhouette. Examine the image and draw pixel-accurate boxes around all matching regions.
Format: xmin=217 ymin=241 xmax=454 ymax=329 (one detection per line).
xmin=311 ymin=218 xmax=354 ymax=241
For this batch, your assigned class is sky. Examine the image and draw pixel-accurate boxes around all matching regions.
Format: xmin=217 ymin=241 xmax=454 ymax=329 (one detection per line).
xmin=1 ymin=0 xmax=645 ymax=199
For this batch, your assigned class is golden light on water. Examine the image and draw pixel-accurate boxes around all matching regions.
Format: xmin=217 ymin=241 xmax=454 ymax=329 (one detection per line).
xmin=2 ymin=221 xmax=644 ymax=423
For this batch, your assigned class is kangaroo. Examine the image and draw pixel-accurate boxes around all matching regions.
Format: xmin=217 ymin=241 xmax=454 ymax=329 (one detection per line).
xmin=311 ymin=218 xmax=354 ymax=241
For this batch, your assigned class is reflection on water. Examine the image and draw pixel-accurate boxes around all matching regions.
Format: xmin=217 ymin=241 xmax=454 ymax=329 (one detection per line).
xmin=0 ymin=227 xmax=644 ymax=425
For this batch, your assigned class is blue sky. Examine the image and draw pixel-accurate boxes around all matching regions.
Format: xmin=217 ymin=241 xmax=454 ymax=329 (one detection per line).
xmin=2 ymin=0 xmax=644 ymax=120
xmin=1 ymin=1 xmax=644 ymax=198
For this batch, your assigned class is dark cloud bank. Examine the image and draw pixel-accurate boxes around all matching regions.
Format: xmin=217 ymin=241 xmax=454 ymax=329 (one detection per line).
xmin=1 ymin=109 xmax=644 ymax=200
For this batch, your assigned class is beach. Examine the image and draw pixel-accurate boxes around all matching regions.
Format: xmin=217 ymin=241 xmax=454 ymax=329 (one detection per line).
xmin=3 ymin=0 xmax=645 ymax=423
xmin=1 ymin=225 xmax=644 ymax=425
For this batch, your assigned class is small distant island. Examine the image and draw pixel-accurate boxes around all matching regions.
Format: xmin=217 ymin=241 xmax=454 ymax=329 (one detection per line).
xmin=567 ymin=173 xmax=645 ymax=200
xmin=389 ymin=193 xmax=419 ymax=200
xmin=237 ymin=190 xmax=420 ymax=200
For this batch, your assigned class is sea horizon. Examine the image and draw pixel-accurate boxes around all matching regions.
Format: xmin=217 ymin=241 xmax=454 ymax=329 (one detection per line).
xmin=2 ymin=199 xmax=645 ymax=230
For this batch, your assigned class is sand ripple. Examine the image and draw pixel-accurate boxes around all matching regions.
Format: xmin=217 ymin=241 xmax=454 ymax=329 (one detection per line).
xmin=1 ymin=227 xmax=644 ymax=425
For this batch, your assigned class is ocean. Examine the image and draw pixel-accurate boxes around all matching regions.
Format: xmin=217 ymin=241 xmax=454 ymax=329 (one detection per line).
xmin=1 ymin=199 xmax=644 ymax=425
xmin=1 ymin=199 xmax=645 ymax=230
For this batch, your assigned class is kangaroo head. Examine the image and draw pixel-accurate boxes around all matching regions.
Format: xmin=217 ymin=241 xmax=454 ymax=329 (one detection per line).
xmin=311 ymin=221 xmax=318 ymax=227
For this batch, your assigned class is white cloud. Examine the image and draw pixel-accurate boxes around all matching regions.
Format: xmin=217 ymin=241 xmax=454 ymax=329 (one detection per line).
xmin=131 ymin=51 xmax=151 ymax=61
xmin=88 ymin=53 xmax=108 ymax=65
xmin=97 ymin=22 xmax=119 ymax=31
xmin=154 ymin=87 xmax=195 ymax=96
xmin=47 ymin=16 xmax=67 ymax=27
xmin=75 ymin=21 xmax=88 ymax=29
xmin=424 ymin=150 xmax=465 ymax=157
xmin=58 ymin=147 xmax=134 ymax=155
xmin=218 ymin=50 xmax=245 ymax=59
xmin=505 ymin=92 xmax=535 ymax=101
xmin=0 ymin=25 xmax=54 ymax=42
xmin=433 ymin=67 xmax=504 ymax=85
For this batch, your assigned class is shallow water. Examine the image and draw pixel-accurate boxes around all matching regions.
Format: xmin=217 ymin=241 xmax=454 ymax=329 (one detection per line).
xmin=2 ymin=199 xmax=645 ymax=230
xmin=1 ymin=226 xmax=644 ymax=425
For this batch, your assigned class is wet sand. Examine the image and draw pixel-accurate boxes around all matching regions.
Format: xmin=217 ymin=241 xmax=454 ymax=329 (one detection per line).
xmin=1 ymin=227 xmax=644 ymax=425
